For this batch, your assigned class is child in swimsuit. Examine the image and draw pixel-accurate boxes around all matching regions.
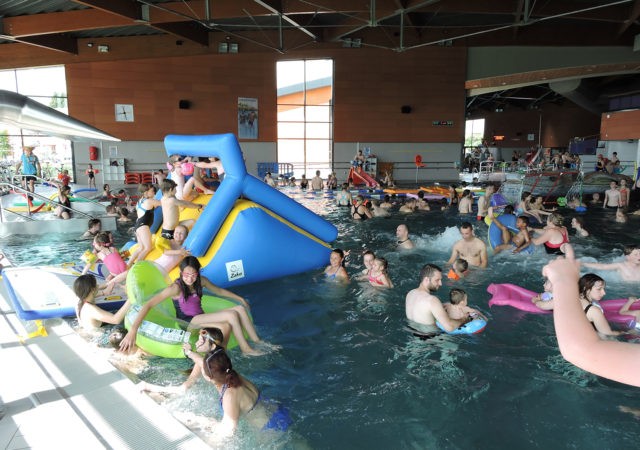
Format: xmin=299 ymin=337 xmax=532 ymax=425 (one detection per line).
xmin=447 ymin=258 xmax=468 ymax=281
xmin=83 ymin=232 xmax=127 ymax=281
xmin=74 ymin=274 xmax=130 ymax=330
xmin=324 ymin=248 xmax=349 ymax=281
xmin=368 ymin=257 xmax=393 ymax=288
xmin=531 ymin=278 xmax=555 ymax=310
xmin=120 ymin=256 xmax=273 ymax=356
xmin=356 ymin=250 xmax=375 ymax=281
xmin=443 ymin=288 xmax=487 ymax=322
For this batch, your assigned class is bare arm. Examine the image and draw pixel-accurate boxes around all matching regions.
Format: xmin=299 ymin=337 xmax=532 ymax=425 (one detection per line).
xmin=619 ymin=297 xmax=639 ymax=315
xmin=544 ymin=255 xmax=640 ymax=387
xmin=580 ymin=261 xmax=621 ymax=271
xmin=478 ymin=245 xmax=488 ymax=268
xmin=202 ymin=278 xmax=249 ymax=308
xmin=119 ymin=284 xmax=179 ymax=351
xmin=431 ymin=298 xmax=465 ymax=332
xmin=447 ymin=244 xmax=460 ymax=265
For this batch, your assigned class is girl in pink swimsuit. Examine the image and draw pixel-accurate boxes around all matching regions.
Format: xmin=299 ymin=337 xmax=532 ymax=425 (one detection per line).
xmin=368 ymin=257 xmax=393 ymax=288
xmin=82 ymin=232 xmax=127 ymax=281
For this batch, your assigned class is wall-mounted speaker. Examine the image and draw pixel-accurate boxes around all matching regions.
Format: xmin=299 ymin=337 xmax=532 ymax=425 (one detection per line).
xmin=179 ymin=100 xmax=191 ymax=109
xmin=401 ymin=105 xmax=412 ymax=114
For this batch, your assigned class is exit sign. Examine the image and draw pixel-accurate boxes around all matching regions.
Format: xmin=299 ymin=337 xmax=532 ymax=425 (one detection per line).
xmin=432 ymin=120 xmax=454 ymax=126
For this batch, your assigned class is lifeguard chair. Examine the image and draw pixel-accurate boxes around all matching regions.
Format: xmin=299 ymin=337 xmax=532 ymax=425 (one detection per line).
xmin=415 ymin=154 xmax=426 ymax=183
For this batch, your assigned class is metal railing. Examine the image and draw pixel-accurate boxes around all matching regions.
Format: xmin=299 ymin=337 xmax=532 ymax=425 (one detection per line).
xmin=0 ymin=181 xmax=98 ymax=222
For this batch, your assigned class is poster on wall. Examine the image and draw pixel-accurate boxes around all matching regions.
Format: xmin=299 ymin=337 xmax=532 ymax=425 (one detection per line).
xmin=238 ymin=97 xmax=258 ymax=139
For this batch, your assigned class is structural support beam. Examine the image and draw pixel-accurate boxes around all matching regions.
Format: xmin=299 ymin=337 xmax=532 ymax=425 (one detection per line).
xmin=152 ymin=21 xmax=210 ymax=47
xmin=254 ymin=0 xmax=317 ymax=39
xmin=12 ymin=34 xmax=78 ymax=54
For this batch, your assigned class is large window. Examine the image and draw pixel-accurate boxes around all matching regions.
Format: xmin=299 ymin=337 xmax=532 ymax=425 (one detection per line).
xmin=0 ymin=66 xmax=71 ymax=179
xmin=464 ymin=118 xmax=485 ymax=147
xmin=276 ymin=59 xmax=334 ymax=178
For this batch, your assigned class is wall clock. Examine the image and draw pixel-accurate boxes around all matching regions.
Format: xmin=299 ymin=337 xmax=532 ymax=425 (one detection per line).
xmin=115 ymin=104 xmax=134 ymax=122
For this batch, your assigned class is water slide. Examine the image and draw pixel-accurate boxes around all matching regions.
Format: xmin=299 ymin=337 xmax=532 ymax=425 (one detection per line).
xmin=348 ymin=167 xmax=379 ymax=188
xmin=160 ymin=134 xmax=338 ymax=288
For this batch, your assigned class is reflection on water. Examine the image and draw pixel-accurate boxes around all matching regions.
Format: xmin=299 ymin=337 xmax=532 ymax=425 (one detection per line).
xmin=2 ymin=196 xmax=640 ymax=448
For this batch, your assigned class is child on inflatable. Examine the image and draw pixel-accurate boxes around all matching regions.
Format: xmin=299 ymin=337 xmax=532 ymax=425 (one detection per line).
xmin=119 ymin=257 xmax=273 ymax=356
xmin=82 ymin=232 xmax=127 ymax=282
xmin=493 ymin=213 xmax=532 ymax=255
xmin=531 ymin=278 xmax=555 ymax=311
xmin=443 ymin=288 xmax=487 ymax=322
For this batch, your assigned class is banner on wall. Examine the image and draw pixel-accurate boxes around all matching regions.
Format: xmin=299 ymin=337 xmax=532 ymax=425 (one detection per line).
xmin=238 ymin=97 xmax=258 ymax=139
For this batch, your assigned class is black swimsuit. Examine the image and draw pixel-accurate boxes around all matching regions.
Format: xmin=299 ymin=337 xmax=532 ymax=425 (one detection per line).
xmin=135 ymin=199 xmax=154 ymax=230
xmin=351 ymin=205 xmax=367 ymax=220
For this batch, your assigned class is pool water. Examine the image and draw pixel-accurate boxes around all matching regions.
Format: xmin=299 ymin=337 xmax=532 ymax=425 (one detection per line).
xmin=3 ymin=195 xmax=640 ymax=449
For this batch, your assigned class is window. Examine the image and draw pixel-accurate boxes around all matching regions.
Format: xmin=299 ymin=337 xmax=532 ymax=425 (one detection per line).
xmin=464 ymin=118 xmax=485 ymax=148
xmin=276 ymin=59 xmax=334 ymax=178
xmin=0 ymin=66 xmax=71 ymax=179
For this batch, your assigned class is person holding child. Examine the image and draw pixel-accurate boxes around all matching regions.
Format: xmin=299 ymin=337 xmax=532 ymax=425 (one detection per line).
xmin=443 ymin=288 xmax=487 ymax=322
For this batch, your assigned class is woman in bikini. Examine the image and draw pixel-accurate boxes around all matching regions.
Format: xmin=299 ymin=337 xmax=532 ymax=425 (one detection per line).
xmin=120 ymin=256 xmax=274 ymax=356
xmin=324 ymin=248 xmax=349 ymax=281
xmin=532 ymin=212 xmax=569 ymax=255
xmin=350 ymin=195 xmax=372 ymax=220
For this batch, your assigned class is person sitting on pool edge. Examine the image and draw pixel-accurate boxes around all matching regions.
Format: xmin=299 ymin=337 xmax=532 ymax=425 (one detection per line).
xmin=139 ymin=327 xmax=227 ymax=395
xmin=119 ymin=256 xmax=274 ymax=356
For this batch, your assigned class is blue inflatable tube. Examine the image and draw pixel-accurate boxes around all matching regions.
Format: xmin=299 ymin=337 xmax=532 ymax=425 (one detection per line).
xmin=437 ymin=318 xmax=487 ymax=335
xmin=164 ymin=134 xmax=337 ymax=257
xmin=488 ymin=214 xmax=534 ymax=254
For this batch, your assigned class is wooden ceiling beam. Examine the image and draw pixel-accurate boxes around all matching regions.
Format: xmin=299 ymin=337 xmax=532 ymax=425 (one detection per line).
xmin=152 ymin=21 xmax=210 ymax=47
xmin=73 ymin=0 xmax=143 ymax=21
xmin=14 ymin=34 xmax=79 ymax=54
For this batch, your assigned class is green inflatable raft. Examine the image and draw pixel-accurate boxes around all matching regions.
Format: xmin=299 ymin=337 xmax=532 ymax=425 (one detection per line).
xmin=124 ymin=261 xmax=247 ymax=358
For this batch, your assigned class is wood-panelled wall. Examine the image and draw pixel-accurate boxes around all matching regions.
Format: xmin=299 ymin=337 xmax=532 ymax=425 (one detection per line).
xmin=601 ymin=109 xmax=640 ymax=140
xmin=65 ymin=46 xmax=467 ymax=143
xmin=478 ymin=102 xmax=600 ymax=149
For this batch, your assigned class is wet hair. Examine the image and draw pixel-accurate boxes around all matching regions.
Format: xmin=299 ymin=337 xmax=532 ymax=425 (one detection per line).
xmin=138 ymin=182 xmax=154 ymax=194
xmin=573 ymin=216 xmax=585 ymax=227
xmin=95 ymin=231 xmax=112 ymax=247
xmin=363 ymin=249 xmax=375 ymax=259
xmin=88 ymin=218 xmax=101 ymax=229
xmin=521 ymin=191 xmax=531 ymax=201
xmin=177 ymin=256 xmax=203 ymax=299
xmin=624 ymin=244 xmax=640 ymax=255
xmin=504 ymin=205 xmax=515 ymax=215
xmin=548 ymin=212 xmax=564 ymax=227
xmin=461 ymin=189 xmax=471 ymax=198
xmin=119 ymin=207 xmax=129 ymax=218
xmin=161 ymin=178 xmax=177 ymax=194
xmin=419 ymin=264 xmax=442 ymax=283
xmin=374 ymin=257 xmax=388 ymax=271
xmin=453 ymin=258 xmax=468 ymax=272
xmin=517 ymin=215 xmax=530 ymax=226
xmin=74 ymin=274 xmax=97 ymax=316
xmin=460 ymin=221 xmax=473 ymax=231
xmin=203 ymin=348 xmax=242 ymax=388
xmin=449 ymin=288 xmax=467 ymax=305
xmin=201 ymin=327 xmax=224 ymax=347
xmin=105 ymin=205 xmax=117 ymax=214
xmin=579 ymin=273 xmax=605 ymax=301
xmin=331 ymin=248 xmax=346 ymax=266
xmin=103 ymin=184 xmax=110 ymax=191
xmin=108 ymin=327 xmax=127 ymax=349
xmin=417 ymin=191 xmax=425 ymax=199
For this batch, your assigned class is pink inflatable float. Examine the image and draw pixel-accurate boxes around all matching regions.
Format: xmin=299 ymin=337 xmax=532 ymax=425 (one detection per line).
xmin=487 ymin=283 xmax=637 ymax=327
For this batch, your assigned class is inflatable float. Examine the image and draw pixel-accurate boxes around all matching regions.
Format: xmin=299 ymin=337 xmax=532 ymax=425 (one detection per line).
xmin=124 ymin=261 xmax=248 ymax=358
xmin=487 ymin=283 xmax=550 ymax=314
xmin=437 ymin=318 xmax=487 ymax=335
xmin=488 ymin=283 xmax=637 ymax=327
xmin=2 ymin=263 xmax=126 ymax=320
xmin=487 ymin=215 xmax=534 ymax=254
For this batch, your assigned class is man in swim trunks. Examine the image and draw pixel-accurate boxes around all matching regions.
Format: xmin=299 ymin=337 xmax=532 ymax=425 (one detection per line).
xmin=603 ymin=180 xmax=621 ymax=209
xmin=157 ymin=179 xmax=202 ymax=250
xmin=447 ymin=222 xmax=488 ymax=268
xmin=581 ymin=244 xmax=640 ymax=282
xmin=396 ymin=224 xmax=415 ymax=250
xmin=405 ymin=264 xmax=465 ymax=333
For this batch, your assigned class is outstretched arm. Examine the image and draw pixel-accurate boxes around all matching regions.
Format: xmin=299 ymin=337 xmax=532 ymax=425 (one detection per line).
xmin=202 ymin=278 xmax=249 ymax=308
xmin=544 ymin=254 xmax=640 ymax=387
